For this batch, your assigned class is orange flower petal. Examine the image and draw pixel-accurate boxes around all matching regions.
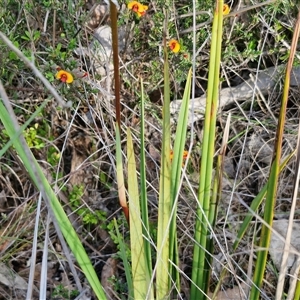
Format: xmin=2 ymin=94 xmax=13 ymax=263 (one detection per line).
xmin=183 ymin=150 xmax=189 ymax=159
xmin=128 ymin=1 xmax=148 ymax=15
xmin=169 ymin=39 xmax=180 ymax=53
xmin=136 ymin=10 xmax=146 ymax=17
xmin=128 ymin=1 xmax=139 ymax=10
xmin=141 ymin=4 xmax=148 ymax=11
xmin=56 ymin=70 xmax=74 ymax=83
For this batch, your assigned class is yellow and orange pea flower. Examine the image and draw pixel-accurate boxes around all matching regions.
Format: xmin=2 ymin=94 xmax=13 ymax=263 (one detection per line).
xmin=128 ymin=1 xmax=148 ymax=17
xmin=169 ymin=39 xmax=180 ymax=53
xmin=55 ymin=70 xmax=74 ymax=84
xmin=170 ymin=150 xmax=189 ymax=165
xmin=223 ymin=4 xmax=230 ymax=15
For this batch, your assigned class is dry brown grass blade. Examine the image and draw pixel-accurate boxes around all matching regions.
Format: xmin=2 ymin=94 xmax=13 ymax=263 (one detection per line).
xmin=276 ymin=11 xmax=300 ymax=295
xmin=109 ymin=0 xmax=129 ymax=223
xmin=250 ymin=6 xmax=300 ymax=300
xmin=275 ymin=8 xmax=300 ymax=299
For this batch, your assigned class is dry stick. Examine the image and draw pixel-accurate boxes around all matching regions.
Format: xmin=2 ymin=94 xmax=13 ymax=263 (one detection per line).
xmin=26 ymin=193 xmax=42 ymax=300
xmin=52 ymin=9 xmax=56 ymax=49
xmin=288 ymin=255 xmax=300 ymax=300
xmin=0 ymin=31 xmax=71 ymax=108
xmin=286 ymin=124 xmax=300 ymax=300
xmin=44 ymin=9 xmax=50 ymax=33
xmin=40 ymin=213 xmax=50 ymax=299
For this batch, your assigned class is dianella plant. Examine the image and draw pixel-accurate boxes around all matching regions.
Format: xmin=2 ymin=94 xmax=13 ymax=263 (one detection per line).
xmin=113 ymin=0 xmax=229 ymax=299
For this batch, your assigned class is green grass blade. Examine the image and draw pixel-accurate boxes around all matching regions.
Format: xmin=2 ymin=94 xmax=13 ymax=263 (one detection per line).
xmin=0 ymin=100 xmax=107 ymax=300
xmin=206 ymin=122 xmax=229 ymax=298
xmin=232 ymin=150 xmax=294 ymax=250
xmin=156 ymin=37 xmax=172 ymax=300
xmin=212 ymin=151 xmax=295 ymax=298
xmin=171 ymin=68 xmax=192 ymax=193
xmin=140 ymin=79 xmax=154 ymax=298
xmin=209 ymin=113 xmax=231 ymax=227
xmin=294 ymin=277 xmax=300 ymax=299
xmin=207 ymin=114 xmax=230 ymax=269
xmin=114 ymin=218 xmax=134 ymax=299
xmin=191 ymin=1 xmax=224 ymax=298
xmin=250 ymin=160 xmax=279 ymax=299
xmin=169 ymin=68 xmax=192 ymax=292
xmin=127 ymin=127 xmax=150 ymax=299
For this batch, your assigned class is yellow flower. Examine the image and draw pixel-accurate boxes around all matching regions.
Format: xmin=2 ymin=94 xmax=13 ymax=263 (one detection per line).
xmin=55 ymin=70 xmax=74 ymax=83
xmin=223 ymin=4 xmax=230 ymax=15
xmin=128 ymin=1 xmax=148 ymax=17
xmin=169 ymin=39 xmax=180 ymax=53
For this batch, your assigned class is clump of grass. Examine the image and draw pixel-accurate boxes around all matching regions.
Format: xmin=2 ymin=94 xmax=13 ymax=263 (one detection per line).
xmin=0 ymin=0 xmax=299 ymax=299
